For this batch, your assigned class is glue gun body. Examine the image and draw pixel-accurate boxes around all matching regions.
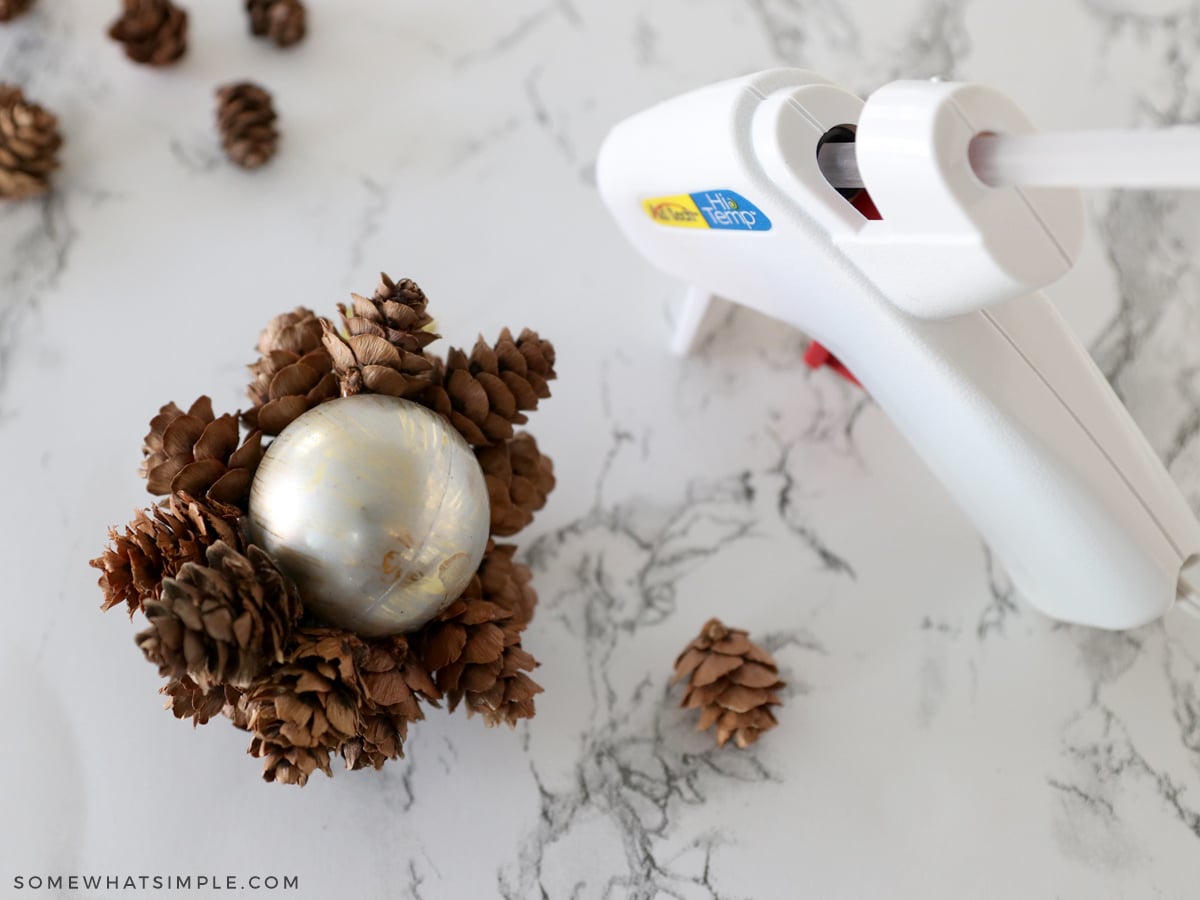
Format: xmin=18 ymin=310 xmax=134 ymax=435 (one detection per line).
xmin=596 ymin=69 xmax=1200 ymax=629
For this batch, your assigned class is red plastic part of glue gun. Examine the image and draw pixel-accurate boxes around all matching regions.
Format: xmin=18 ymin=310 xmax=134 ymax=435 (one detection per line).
xmin=802 ymin=189 xmax=879 ymax=388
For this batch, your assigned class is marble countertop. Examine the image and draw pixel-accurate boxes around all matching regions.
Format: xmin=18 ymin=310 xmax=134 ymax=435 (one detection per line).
xmin=5 ymin=0 xmax=1200 ymax=897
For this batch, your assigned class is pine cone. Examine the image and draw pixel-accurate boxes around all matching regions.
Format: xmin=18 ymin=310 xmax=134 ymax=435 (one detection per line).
xmin=161 ymin=676 xmax=244 ymax=727
xmin=136 ymin=541 xmax=303 ymax=689
xmin=673 ymin=619 xmax=785 ymax=749
xmin=108 ymin=0 xmax=188 ymax=67
xmin=341 ymin=635 xmax=441 ymax=772
xmin=92 ymin=491 xmax=243 ymax=617
xmin=0 ymin=0 xmax=32 ymax=22
xmin=0 ymin=85 xmax=62 ymax=201
xmin=420 ymin=329 xmax=556 ymax=446
xmin=140 ymin=396 xmax=264 ymax=509
xmin=244 ymin=628 xmax=368 ymax=785
xmin=256 ymin=306 xmax=324 ymax=357
xmin=246 ymin=0 xmax=305 ymax=47
xmin=244 ymin=306 xmax=338 ymax=435
xmin=216 ymin=82 xmax=278 ymax=170
xmin=417 ymin=545 xmax=542 ymax=726
xmin=338 ymin=274 xmax=439 ymax=355
xmin=322 ymin=320 xmax=434 ymax=399
xmin=476 ymin=432 xmax=555 ymax=537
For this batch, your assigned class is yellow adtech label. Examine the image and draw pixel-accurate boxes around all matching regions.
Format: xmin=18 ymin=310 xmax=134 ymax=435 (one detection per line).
xmin=642 ymin=194 xmax=710 ymax=229
xmin=643 ymin=189 xmax=772 ymax=232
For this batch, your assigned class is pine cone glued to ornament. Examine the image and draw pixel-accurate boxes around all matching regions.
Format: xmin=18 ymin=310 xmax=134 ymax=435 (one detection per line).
xmin=673 ymin=619 xmax=785 ymax=749
xmin=0 ymin=0 xmax=32 ymax=23
xmin=108 ymin=0 xmax=188 ymax=67
xmin=216 ymin=82 xmax=278 ymax=170
xmin=136 ymin=541 xmax=303 ymax=689
xmin=342 ymin=635 xmax=441 ymax=771
xmin=245 ymin=307 xmax=338 ymax=436
xmin=141 ymin=396 xmax=264 ymax=509
xmin=420 ymin=329 xmax=557 ymax=447
xmin=0 ymin=85 xmax=62 ymax=201
xmin=92 ymin=491 xmax=243 ymax=617
xmin=338 ymin=274 xmax=439 ymax=355
xmin=418 ymin=544 xmax=542 ymax=727
xmin=477 ymin=432 xmax=555 ymax=537
xmin=242 ymin=628 xmax=367 ymax=785
xmin=322 ymin=320 xmax=434 ymax=399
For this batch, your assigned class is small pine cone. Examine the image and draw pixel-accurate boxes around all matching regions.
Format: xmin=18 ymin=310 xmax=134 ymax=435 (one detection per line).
xmin=420 ymin=328 xmax=556 ymax=447
xmin=160 ymin=675 xmax=244 ymax=727
xmin=0 ymin=0 xmax=32 ymax=23
xmin=246 ymin=0 xmax=305 ymax=47
xmin=256 ymin=306 xmax=324 ymax=357
xmin=417 ymin=546 xmax=543 ymax=726
xmin=91 ymin=491 xmax=243 ymax=617
xmin=245 ymin=0 xmax=269 ymax=33
xmin=244 ymin=627 xmax=367 ymax=786
xmin=341 ymin=635 xmax=441 ymax=771
xmin=244 ymin=306 xmax=338 ymax=435
xmin=322 ymin=320 xmax=434 ymax=399
xmin=108 ymin=0 xmax=188 ymax=67
xmin=216 ymin=82 xmax=278 ymax=170
xmin=140 ymin=396 xmax=264 ymax=509
xmin=338 ymin=274 xmax=439 ymax=355
xmin=136 ymin=541 xmax=303 ymax=689
xmin=245 ymin=348 xmax=337 ymax=435
xmin=506 ymin=327 xmax=556 ymax=400
xmin=0 ymin=85 xmax=62 ymax=200
xmin=673 ymin=619 xmax=785 ymax=749
xmin=476 ymin=432 xmax=555 ymax=537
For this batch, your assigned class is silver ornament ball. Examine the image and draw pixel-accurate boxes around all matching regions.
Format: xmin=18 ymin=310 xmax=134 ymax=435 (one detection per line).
xmin=247 ymin=394 xmax=491 ymax=637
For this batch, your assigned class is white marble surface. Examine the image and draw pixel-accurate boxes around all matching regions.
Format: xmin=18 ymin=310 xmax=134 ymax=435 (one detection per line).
xmin=4 ymin=1 xmax=1200 ymax=897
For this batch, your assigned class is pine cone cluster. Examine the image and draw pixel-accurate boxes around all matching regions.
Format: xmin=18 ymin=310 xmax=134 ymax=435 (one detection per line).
xmin=673 ymin=619 xmax=785 ymax=749
xmin=0 ymin=0 xmax=32 ymax=22
xmin=246 ymin=0 xmax=305 ymax=48
xmin=94 ymin=274 xmax=558 ymax=785
xmin=108 ymin=0 xmax=188 ymax=67
xmin=216 ymin=82 xmax=279 ymax=170
xmin=0 ymin=85 xmax=62 ymax=201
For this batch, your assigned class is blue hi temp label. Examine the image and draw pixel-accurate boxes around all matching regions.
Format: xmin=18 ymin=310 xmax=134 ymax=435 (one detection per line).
xmin=644 ymin=189 xmax=773 ymax=232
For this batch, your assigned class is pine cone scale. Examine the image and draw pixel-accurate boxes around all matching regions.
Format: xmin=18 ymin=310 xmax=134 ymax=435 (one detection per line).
xmin=207 ymin=467 xmax=254 ymax=506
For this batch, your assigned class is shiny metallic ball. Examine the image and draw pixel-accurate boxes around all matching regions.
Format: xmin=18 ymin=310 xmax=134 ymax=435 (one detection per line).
xmin=247 ymin=395 xmax=490 ymax=637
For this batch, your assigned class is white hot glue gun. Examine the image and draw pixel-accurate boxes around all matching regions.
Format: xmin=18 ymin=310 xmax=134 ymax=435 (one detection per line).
xmin=596 ymin=68 xmax=1200 ymax=630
